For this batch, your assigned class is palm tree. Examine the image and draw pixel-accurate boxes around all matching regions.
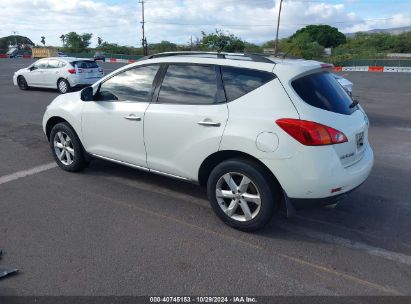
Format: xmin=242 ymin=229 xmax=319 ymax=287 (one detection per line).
xmin=60 ymin=35 xmax=65 ymax=47
xmin=40 ymin=36 xmax=46 ymax=47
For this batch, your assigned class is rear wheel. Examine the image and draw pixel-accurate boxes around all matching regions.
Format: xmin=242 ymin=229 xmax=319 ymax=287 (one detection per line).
xmin=57 ymin=79 xmax=70 ymax=94
xmin=17 ymin=76 xmax=29 ymax=90
xmin=207 ymin=158 xmax=280 ymax=231
xmin=50 ymin=122 xmax=88 ymax=172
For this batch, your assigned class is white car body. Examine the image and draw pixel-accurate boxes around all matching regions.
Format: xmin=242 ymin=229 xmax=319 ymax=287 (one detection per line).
xmin=13 ymin=57 xmax=104 ymax=92
xmin=42 ymin=52 xmax=373 ymax=228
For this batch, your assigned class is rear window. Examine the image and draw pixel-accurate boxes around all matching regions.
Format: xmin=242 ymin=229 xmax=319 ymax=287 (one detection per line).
xmin=221 ymin=66 xmax=276 ymax=102
xmin=72 ymin=60 xmax=99 ymax=69
xmin=292 ymin=72 xmax=355 ymax=115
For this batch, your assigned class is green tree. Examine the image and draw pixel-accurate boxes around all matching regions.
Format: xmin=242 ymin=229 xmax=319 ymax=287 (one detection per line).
xmin=149 ymin=41 xmax=177 ymax=53
xmin=60 ymin=35 xmax=65 ymax=47
xmin=40 ymin=36 xmax=45 ymax=46
xmin=201 ymin=29 xmax=245 ymax=52
xmin=291 ymin=25 xmax=346 ymax=48
xmin=283 ymin=32 xmax=324 ymax=59
xmin=63 ymin=32 xmax=93 ymax=52
xmin=97 ymin=37 xmax=103 ymax=47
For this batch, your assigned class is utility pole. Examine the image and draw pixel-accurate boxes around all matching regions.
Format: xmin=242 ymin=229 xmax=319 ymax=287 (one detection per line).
xmin=12 ymin=31 xmax=18 ymax=46
xmin=139 ymin=0 xmax=148 ymax=56
xmin=274 ymin=0 xmax=283 ymax=57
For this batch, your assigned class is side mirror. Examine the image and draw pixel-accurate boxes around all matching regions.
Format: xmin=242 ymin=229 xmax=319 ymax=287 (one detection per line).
xmin=80 ymin=86 xmax=94 ymax=101
xmin=29 ymin=66 xmax=36 ymax=71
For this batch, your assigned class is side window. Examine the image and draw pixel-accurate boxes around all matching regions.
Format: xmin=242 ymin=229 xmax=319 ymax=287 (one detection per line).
xmin=48 ymin=60 xmax=60 ymax=69
xmin=157 ymin=64 xmax=222 ymax=105
xmin=34 ymin=60 xmax=48 ymax=69
xmin=221 ymin=66 xmax=276 ymax=101
xmin=95 ymin=65 xmax=160 ymax=102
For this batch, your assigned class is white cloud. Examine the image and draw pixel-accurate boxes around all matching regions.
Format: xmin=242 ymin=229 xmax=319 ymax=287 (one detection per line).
xmin=0 ymin=0 xmax=409 ymax=47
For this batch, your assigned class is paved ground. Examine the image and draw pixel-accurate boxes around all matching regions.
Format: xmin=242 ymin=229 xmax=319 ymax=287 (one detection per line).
xmin=0 ymin=59 xmax=410 ymax=296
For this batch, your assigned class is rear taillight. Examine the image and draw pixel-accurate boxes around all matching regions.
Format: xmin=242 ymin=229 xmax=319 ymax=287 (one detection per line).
xmin=276 ymin=118 xmax=347 ymax=146
xmin=68 ymin=68 xmax=76 ymax=74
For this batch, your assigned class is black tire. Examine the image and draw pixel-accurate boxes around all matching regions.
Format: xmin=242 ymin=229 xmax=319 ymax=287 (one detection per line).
xmin=207 ymin=158 xmax=280 ymax=231
xmin=17 ymin=76 xmax=29 ymax=90
xmin=57 ymin=78 xmax=70 ymax=94
xmin=50 ymin=122 xmax=88 ymax=172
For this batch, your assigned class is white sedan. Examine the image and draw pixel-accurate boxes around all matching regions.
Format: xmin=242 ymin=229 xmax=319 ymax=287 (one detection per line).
xmin=13 ymin=57 xmax=104 ymax=94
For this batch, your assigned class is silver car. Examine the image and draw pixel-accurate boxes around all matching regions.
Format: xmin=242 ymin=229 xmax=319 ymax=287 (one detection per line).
xmin=13 ymin=57 xmax=104 ymax=94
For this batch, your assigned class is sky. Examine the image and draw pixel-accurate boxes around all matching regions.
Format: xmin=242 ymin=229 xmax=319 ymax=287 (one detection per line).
xmin=1 ymin=0 xmax=411 ymax=47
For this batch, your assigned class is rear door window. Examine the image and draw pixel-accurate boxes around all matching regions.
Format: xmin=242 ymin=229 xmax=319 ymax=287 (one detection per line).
xmin=292 ymin=71 xmax=355 ymax=115
xmin=221 ymin=66 xmax=276 ymax=101
xmin=157 ymin=64 xmax=224 ymax=105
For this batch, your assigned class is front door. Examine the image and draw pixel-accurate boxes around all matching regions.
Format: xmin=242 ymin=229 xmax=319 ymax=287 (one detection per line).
xmin=81 ymin=64 xmax=160 ymax=167
xmin=26 ymin=59 xmax=48 ymax=86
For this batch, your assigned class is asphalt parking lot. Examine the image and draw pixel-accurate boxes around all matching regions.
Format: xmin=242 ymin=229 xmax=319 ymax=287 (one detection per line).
xmin=0 ymin=58 xmax=410 ymax=296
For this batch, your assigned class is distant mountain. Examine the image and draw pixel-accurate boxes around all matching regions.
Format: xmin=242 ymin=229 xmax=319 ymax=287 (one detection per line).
xmin=345 ymin=26 xmax=411 ymax=37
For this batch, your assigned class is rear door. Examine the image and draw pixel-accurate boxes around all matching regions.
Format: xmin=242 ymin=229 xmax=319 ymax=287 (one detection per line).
xmin=43 ymin=59 xmax=61 ymax=88
xmin=144 ymin=63 xmax=229 ymax=181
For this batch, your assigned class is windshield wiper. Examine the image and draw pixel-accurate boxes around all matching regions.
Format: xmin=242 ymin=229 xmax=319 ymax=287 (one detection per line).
xmin=349 ymin=99 xmax=359 ymax=108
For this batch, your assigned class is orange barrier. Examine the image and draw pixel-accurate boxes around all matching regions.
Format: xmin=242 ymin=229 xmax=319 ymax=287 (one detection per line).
xmin=0 ymin=54 xmax=8 ymax=58
xmin=333 ymin=66 xmax=343 ymax=72
xmin=127 ymin=59 xmax=135 ymax=63
xmin=110 ymin=58 xmax=117 ymax=62
xmin=368 ymin=66 xmax=384 ymax=72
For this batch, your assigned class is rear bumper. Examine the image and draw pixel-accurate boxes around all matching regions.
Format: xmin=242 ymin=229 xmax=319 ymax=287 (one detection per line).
xmin=261 ymin=144 xmax=374 ymax=203
xmin=288 ymin=183 xmax=362 ymax=209
xmin=68 ymin=76 xmax=102 ymax=87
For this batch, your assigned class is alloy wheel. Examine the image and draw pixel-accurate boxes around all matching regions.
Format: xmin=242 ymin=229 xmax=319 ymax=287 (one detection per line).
xmin=58 ymin=80 xmax=68 ymax=93
xmin=53 ymin=131 xmax=75 ymax=165
xmin=215 ymin=172 xmax=261 ymax=222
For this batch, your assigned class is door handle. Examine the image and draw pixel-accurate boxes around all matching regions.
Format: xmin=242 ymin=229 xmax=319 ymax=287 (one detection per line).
xmin=124 ymin=115 xmax=142 ymax=121
xmin=198 ymin=120 xmax=221 ymax=127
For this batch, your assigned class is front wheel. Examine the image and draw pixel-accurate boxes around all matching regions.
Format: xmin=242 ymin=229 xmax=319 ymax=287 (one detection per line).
xmin=207 ymin=158 xmax=280 ymax=231
xmin=50 ymin=122 xmax=88 ymax=172
xmin=17 ymin=76 xmax=29 ymax=90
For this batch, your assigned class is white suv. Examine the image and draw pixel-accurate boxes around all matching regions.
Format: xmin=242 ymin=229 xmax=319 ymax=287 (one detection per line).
xmin=42 ymin=52 xmax=374 ymax=231
xmin=13 ymin=57 xmax=104 ymax=94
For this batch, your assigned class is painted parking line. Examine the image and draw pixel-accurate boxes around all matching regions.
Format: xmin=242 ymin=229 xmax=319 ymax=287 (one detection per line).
xmin=104 ymin=173 xmax=411 ymax=267
xmin=0 ymin=162 xmax=57 ymax=185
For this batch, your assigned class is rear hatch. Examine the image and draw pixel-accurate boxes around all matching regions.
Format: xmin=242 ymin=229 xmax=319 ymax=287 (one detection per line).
xmin=291 ymin=71 xmax=369 ymax=167
xmin=72 ymin=60 xmax=104 ymax=81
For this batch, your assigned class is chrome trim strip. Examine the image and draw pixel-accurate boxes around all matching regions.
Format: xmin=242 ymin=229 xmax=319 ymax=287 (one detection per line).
xmin=91 ymin=153 xmax=191 ymax=181
xmin=91 ymin=154 xmax=149 ymax=171
xmin=149 ymin=169 xmax=191 ymax=181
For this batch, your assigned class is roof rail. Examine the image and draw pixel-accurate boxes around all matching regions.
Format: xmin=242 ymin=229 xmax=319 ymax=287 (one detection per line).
xmin=144 ymin=51 xmax=275 ymax=64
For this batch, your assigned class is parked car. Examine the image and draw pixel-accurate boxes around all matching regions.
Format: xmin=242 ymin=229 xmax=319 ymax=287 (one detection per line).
xmin=58 ymin=51 xmax=68 ymax=57
xmin=42 ymin=52 xmax=373 ymax=231
xmin=334 ymin=74 xmax=353 ymax=96
xmin=94 ymin=52 xmax=105 ymax=61
xmin=13 ymin=57 xmax=104 ymax=94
